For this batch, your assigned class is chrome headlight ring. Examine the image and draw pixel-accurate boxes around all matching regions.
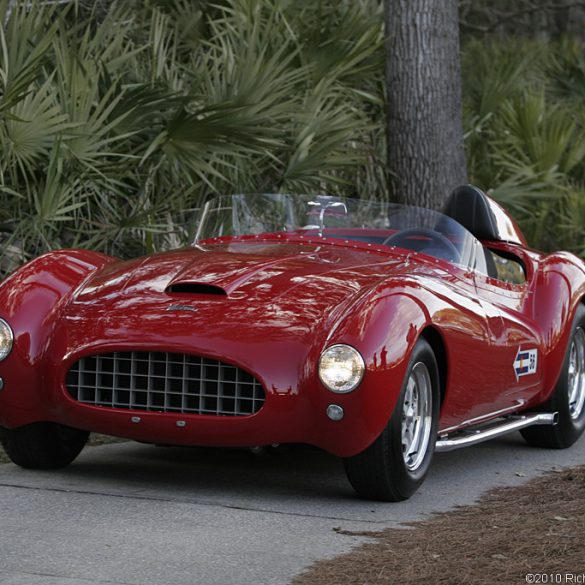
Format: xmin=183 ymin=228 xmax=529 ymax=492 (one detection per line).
xmin=318 ymin=344 xmax=365 ymax=394
xmin=0 ymin=318 xmax=14 ymax=362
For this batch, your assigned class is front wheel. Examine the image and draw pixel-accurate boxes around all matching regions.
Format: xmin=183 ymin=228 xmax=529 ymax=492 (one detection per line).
xmin=0 ymin=422 xmax=89 ymax=469
xmin=343 ymin=338 xmax=440 ymax=501
xmin=521 ymin=304 xmax=585 ymax=449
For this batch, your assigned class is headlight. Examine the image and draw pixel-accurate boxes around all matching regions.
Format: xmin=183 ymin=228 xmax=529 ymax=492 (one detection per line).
xmin=319 ymin=344 xmax=365 ymax=393
xmin=0 ymin=318 xmax=14 ymax=362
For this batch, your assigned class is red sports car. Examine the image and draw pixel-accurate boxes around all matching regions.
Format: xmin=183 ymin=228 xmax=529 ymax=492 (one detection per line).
xmin=0 ymin=185 xmax=584 ymax=501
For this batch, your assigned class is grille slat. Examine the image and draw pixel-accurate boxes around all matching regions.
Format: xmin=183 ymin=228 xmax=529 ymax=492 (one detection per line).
xmin=66 ymin=352 xmax=265 ymax=417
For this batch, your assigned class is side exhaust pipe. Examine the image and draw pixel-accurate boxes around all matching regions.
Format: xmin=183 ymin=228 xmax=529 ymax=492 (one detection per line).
xmin=435 ymin=412 xmax=558 ymax=453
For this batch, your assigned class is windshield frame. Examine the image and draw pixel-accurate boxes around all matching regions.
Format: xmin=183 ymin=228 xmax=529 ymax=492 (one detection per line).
xmin=193 ymin=193 xmax=486 ymax=271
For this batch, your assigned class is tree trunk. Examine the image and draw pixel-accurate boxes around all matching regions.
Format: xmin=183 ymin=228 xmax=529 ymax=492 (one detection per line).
xmin=385 ymin=0 xmax=467 ymax=209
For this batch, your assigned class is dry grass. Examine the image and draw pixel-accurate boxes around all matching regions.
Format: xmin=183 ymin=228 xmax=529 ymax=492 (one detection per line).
xmin=294 ymin=466 xmax=585 ymax=585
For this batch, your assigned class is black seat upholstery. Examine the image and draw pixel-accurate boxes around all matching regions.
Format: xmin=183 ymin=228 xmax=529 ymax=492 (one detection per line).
xmin=483 ymin=248 xmax=498 ymax=279
xmin=443 ymin=185 xmax=499 ymax=241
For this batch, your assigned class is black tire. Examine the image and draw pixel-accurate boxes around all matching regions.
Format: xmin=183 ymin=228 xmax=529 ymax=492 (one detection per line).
xmin=0 ymin=422 xmax=89 ymax=469
xmin=521 ymin=304 xmax=585 ymax=449
xmin=343 ymin=338 xmax=440 ymax=501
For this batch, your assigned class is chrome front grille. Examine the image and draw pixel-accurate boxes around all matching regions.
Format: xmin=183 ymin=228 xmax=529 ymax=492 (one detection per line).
xmin=66 ymin=352 xmax=265 ymax=416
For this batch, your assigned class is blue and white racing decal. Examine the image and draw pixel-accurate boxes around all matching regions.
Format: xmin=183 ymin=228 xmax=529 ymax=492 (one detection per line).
xmin=514 ymin=347 xmax=538 ymax=380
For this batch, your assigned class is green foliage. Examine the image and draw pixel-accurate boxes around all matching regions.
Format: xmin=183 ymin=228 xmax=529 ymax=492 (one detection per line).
xmin=0 ymin=0 xmax=385 ymax=275
xmin=463 ymin=38 xmax=585 ymax=255
xmin=1 ymin=0 xmax=584 ymax=277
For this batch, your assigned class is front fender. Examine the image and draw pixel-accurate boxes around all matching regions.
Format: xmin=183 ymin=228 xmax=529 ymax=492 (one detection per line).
xmin=0 ymin=249 xmax=115 ymax=427
xmin=309 ymin=289 xmax=429 ymax=457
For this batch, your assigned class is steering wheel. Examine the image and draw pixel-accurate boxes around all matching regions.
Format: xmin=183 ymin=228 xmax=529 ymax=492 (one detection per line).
xmin=383 ymin=228 xmax=460 ymax=262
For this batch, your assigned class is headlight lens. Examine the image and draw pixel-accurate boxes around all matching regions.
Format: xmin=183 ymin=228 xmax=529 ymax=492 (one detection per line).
xmin=0 ymin=318 xmax=14 ymax=362
xmin=319 ymin=344 xmax=365 ymax=393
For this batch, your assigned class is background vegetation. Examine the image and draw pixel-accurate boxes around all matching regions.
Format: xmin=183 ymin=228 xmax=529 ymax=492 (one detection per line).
xmin=1 ymin=0 xmax=584 ymax=276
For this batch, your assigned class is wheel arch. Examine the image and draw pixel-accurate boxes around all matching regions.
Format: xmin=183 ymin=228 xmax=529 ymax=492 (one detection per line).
xmin=531 ymin=254 xmax=585 ymax=401
xmin=0 ymin=249 xmax=115 ymax=429
xmin=420 ymin=326 xmax=448 ymax=406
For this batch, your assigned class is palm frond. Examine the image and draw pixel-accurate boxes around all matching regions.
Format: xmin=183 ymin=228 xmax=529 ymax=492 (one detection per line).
xmin=2 ymin=77 xmax=70 ymax=177
xmin=0 ymin=0 xmax=61 ymax=113
xmin=494 ymin=92 xmax=585 ymax=180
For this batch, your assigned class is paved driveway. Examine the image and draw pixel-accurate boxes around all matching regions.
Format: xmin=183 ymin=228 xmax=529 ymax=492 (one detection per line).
xmin=0 ymin=434 xmax=584 ymax=585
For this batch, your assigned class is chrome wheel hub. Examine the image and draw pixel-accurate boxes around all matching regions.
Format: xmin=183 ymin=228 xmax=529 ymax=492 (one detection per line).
xmin=401 ymin=362 xmax=433 ymax=471
xmin=568 ymin=327 xmax=585 ymax=420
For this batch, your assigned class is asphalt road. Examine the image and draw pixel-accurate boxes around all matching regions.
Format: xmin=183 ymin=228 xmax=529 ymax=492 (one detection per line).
xmin=0 ymin=433 xmax=584 ymax=585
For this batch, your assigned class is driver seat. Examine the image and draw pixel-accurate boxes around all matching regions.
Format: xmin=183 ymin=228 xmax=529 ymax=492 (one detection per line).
xmin=443 ymin=185 xmax=499 ymax=241
xmin=443 ymin=184 xmax=499 ymax=278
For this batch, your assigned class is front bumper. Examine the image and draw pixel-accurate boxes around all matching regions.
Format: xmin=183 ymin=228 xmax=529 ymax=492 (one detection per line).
xmin=0 ymin=336 xmax=406 ymax=458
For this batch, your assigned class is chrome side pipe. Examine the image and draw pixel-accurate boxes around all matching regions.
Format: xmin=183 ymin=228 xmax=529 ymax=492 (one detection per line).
xmin=435 ymin=412 xmax=558 ymax=453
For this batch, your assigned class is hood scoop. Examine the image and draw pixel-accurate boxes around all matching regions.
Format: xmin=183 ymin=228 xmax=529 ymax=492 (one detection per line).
xmin=166 ymin=282 xmax=227 ymax=296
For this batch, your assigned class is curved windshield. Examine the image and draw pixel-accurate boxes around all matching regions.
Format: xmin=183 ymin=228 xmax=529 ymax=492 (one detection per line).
xmin=194 ymin=193 xmax=484 ymax=269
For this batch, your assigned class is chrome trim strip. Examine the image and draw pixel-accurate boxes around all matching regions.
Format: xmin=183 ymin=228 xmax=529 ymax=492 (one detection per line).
xmin=435 ymin=412 xmax=558 ymax=453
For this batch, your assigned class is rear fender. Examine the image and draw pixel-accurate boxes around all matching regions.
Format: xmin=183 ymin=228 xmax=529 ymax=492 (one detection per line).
xmin=534 ymin=253 xmax=585 ymax=403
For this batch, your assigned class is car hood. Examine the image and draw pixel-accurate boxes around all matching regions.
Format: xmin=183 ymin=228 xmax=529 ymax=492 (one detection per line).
xmin=74 ymin=242 xmax=403 ymax=304
xmin=58 ymin=242 xmax=411 ymax=363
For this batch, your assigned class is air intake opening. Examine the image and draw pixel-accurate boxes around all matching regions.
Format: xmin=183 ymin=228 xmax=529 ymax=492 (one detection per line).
xmin=66 ymin=352 xmax=265 ymax=416
xmin=166 ymin=282 xmax=227 ymax=295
